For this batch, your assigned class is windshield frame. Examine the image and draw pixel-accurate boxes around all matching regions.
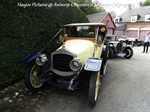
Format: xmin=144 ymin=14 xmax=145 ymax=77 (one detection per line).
xmin=63 ymin=25 xmax=96 ymax=38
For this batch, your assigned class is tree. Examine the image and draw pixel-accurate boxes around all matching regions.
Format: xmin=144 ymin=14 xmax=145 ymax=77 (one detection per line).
xmin=69 ymin=0 xmax=105 ymax=14
xmin=92 ymin=0 xmax=105 ymax=12
xmin=140 ymin=0 xmax=150 ymax=6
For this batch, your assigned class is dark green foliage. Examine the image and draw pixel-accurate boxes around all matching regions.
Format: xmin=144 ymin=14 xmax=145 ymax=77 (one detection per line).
xmin=0 ymin=0 xmax=89 ymax=85
xmin=69 ymin=0 xmax=105 ymax=14
xmin=140 ymin=0 xmax=150 ymax=6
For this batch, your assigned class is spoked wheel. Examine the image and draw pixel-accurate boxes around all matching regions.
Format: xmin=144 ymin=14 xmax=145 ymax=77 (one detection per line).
xmin=89 ymin=72 xmax=101 ymax=107
xmin=25 ymin=61 xmax=45 ymax=93
xmin=124 ymin=47 xmax=133 ymax=59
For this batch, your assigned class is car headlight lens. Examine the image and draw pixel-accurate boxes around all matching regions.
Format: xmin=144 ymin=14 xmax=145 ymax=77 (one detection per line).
xmin=69 ymin=58 xmax=82 ymax=71
xmin=36 ymin=54 xmax=48 ymax=66
xmin=73 ymin=61 xmax=79 ymax=67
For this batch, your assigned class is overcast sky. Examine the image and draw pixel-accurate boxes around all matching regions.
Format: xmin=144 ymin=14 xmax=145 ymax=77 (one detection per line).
xmin=92 ymin=0 xmax=146 ymax=16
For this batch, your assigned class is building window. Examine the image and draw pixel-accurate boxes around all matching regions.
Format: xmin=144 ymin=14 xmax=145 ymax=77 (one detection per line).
xmin=131 ymin=14 xmax=141 ymax=22
xmin=115 ymin=19 xmax=119 ymax=23
xmin=145 ymin=14 xmax=150 ymax=21
xmin=131 ymin=15 xmax=137 ymax=22
xmin=106 ymin=20 xmax=109 ymax=27
xmin=115 ymin=16 xmax=122 ymax=24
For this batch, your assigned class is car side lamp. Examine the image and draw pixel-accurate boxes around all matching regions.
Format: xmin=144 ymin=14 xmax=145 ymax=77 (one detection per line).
xmin=36 ymin=54 xmax=48 ymax=66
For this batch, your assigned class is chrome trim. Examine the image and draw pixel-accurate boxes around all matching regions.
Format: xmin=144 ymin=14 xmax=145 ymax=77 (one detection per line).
xmin=69 ymin=58 xmax=82 ymax=71
xmin=84 ymin=58 xmax=102 ymax=72
xmin=36 ymin=54 xmax=48 ymax=66
xmin=93 ymin=26 xmax=99 ymax=57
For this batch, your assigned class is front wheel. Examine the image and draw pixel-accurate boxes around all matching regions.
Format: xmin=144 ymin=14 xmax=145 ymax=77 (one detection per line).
xmin=102 ymin=41 xmax=110 ymax=64
xmin=24 ymin=61 xmax=44 ymax=93
xmin=89 ymin=72 xmax=101 ymax=107
xmin=124 ymin=47 xmax=133 ymax=59
xmin=100 ymin=41 xmax=109 ymax=75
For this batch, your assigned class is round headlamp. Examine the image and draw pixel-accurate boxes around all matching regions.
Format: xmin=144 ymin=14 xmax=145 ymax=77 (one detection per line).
xmin=69 ymin=58 xmax=82 ymax=71
xmin=36 ymin=54 xmax=48 ymax=66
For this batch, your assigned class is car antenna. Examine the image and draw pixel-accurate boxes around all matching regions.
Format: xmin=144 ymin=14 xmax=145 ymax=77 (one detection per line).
xmin=39 ymin=27 xmax=63 ymax=53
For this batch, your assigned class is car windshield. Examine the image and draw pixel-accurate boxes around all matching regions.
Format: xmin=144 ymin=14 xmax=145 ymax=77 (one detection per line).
xmin=64 ymin=26 xmax=95 ymax=37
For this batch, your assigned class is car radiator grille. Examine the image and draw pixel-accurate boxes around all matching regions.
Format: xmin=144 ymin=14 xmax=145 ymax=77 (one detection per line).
xmin=53 ymin=54 xmax=73 ymax=71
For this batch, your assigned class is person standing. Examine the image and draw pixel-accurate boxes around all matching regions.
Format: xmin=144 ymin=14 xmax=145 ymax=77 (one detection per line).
xmin=142 ymin=32 xmax=150 ymax=53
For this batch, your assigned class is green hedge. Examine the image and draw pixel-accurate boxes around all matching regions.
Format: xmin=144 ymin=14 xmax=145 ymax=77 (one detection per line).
xmin=0 ymin=0 xmax=89 ymax=85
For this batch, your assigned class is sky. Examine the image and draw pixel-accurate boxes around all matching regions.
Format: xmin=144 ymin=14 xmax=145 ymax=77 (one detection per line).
xmin=92 ymin=0 xmax=146 ymax=16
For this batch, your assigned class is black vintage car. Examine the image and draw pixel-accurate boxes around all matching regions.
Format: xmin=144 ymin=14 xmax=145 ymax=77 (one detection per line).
xmin=105 ymin=35 xmax=133 ymax=59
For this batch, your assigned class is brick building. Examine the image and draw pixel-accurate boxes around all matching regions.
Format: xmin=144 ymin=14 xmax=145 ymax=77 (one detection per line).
xmin=87 ymin=12 xmax=116 ymax=35
xmin=115 ymin=5 xmax=150 ymax=40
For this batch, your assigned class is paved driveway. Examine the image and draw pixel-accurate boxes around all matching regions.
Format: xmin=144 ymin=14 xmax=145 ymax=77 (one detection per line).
xmin=93 ymin=46 xmax=150 ymax=112
xmin=0 ymin=46 xmax=150 ymax=112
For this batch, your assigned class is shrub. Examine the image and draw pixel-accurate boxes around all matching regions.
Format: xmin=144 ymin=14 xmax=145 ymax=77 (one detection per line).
xmin=0 ymin=0 xmax=89 ymax=85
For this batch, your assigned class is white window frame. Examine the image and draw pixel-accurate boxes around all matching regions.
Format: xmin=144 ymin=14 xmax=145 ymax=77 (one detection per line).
xmin=145 ymin=14 xmax=150 ymax=21
xmin=115 ymin=17 xmax=119 ymax=23
xmin=131 ymin=15 xmax=137 ymax=22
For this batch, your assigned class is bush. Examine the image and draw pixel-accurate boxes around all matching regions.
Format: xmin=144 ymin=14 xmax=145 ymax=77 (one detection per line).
xmin=0 ymin=0 xmax=89 ymax=85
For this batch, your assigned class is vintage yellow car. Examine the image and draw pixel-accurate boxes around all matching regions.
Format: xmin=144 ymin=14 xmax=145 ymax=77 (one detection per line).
xmin=21 ymin=23 xmax=109 ymax=107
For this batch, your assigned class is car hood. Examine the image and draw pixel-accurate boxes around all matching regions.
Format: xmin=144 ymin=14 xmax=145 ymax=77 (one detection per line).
xmin=57 ymin=39 xmax=95 ymax=64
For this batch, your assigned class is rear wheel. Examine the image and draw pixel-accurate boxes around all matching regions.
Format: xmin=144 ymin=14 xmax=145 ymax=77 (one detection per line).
xmin=109 ymin=48 xmax=114 ymax=59
xmin=124 ymin=47 xmax=133 ymax=59
xmin=25 ymin=62 xmax=44 ymax=93
xmin=89 ymin=72 xmax=101 ymax=107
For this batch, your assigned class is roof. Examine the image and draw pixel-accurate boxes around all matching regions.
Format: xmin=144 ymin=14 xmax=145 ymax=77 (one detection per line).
xmin=119 ymin=6 xmax=150 ymax=23
xmin=116 ymin=24 xmax=126 ymax=30
xmin=86 ymin=12 xmax=108 ymax=22
xmin=62 ymin=22 xmax=106 ymax=26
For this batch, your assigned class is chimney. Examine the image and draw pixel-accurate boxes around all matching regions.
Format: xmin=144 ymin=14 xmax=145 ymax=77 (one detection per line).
xmin=128 ymin=4 xmax=132 ymax=10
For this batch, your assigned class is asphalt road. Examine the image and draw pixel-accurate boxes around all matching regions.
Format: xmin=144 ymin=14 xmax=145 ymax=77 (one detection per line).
xmin=1 ymin=46 xmax=150 ymax=112
xmin=40 ymin=46 xmax=150 ymax=112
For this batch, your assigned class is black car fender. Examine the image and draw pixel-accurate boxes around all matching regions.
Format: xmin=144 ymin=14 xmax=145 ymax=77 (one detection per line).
xmin=123 ymin=46 xmax=132 ymax=51
xmin=20 ymin=53 xmax=42 ymax=63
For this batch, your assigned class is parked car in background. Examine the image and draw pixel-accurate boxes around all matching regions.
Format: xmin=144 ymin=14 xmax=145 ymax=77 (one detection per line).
xmin=105 ymin=34 xmax=133 ymax=59
xmin=121 ymin=35 xmax=142 ymax=46
xmin=21 ymin=23 xmax=110 ymax=107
